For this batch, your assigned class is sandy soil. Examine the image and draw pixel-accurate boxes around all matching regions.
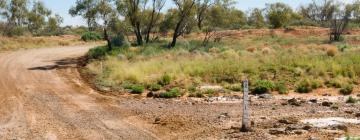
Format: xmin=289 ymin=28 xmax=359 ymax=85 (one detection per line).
xmin=0 ymin=45 xmax=360 ymax=140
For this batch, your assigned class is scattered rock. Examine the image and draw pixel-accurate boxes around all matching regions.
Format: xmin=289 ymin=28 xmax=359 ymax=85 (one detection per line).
xmin=356 ymin=112 xmax=360 ymax=117
xmin=322 ymin=101 xmax=333 ymax=107
xmin=199 ymin=85 xmax=224 ymax=92
xmin=260 ymin=116 xmax=267 ymax=120
xmin=309 ymin=99 xmax=318 ymax=103
xmin=345 ymin=110 xmax=354 ymax=114
xmin=218 ymin=112 xmax=230 ymax=119
xmin=258 ymin=94 xmax=272 ymax=99
xmin=294 ymin=130 xmax=307 ymax=135
xmin=303 ymin=125 xmax=312 ymax=130
xmin=288 ymin=98 xmax=301 ymax=106
xmin=279 ymin=117 xmax=298 ymax=124
xmin=147 ymin=92 xmax=154 ymax=97
xmin=331 ymin=124 xmax=348 ymax=131
xmin=323 ymin=93 xmax=331 ymax=96
xmin=154 ymin=117 xmax=161 ymax=124
xmin=281 ymin=102 xmax=288 ymax=106
xmin=308 ymin=136 xmax=318 ymax=140
xmin=269 ymin=128 xmax=286 ymax=135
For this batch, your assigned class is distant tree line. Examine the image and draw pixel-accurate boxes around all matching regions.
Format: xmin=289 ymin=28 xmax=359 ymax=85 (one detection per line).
xmin=0 ymin=0 xmax=63 ymax=36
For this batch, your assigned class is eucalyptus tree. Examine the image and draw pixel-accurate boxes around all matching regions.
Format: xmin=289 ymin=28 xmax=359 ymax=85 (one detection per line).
xmin=168 ymin=0 xmax=197 ymax=48
xmin=27 ymin=1 xmax=52 ymax=35
xmin=69 ymin=0 xmax=99 ymax=31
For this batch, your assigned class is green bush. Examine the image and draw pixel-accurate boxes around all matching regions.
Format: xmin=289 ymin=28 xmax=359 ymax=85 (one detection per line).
xmin=159 ymin=88 xmax=181 ymax=98
xmin=130 ymin=85 xmax=145 ymax=94
xmin=276 ymin=82 xmax=288 ymax=94
xmin=158 ymin=74 xmax=171 ymax=86
xmin=5 ymin=26 xmax=26 ymax=36
xmin=188 ymin=92 xmax=204 ymax=98
xmin=149 ymin=84 xmax=161 ymax=91
xmin=252 ymin=80 xmax=275 ymax=94
xmin=225 ymin=83 xmax=243 ymax=92
xmin=81 ymin=32 xmax=102 ymax=42
xmin=340 ymin=84 xmax=353 ymax=95
xmin=87 ymin=46 xmax=107 ymax=59
xmin=111 ymin=33 xmax=128 ymax=47
xmin=346 ymin=96 xmax=357 ymax=104
xmin=296 ymin=79 xmax=312 ymax=93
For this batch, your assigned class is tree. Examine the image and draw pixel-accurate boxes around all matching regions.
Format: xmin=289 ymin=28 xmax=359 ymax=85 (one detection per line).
xmin=300 ymin=0 xmax=336 ymax=26
xmin=143 ymin=0 xmax=165 ymax=43
xmin=330 ymin=3 xmax=353 ymax=41
xmin=46 ymin=14 xmax=63 ymax=35
xmin=27 ymin=1 xmax=51 ymax=35
xmin=195 ymin=0 xmax=211 ymax=30
xmin=248 ymin=8 xmax=265 ymax=28
xmin=168 ymin=0 xmax=196 ymax=48
xmin=265 ymin=2 xmax=294 ymax=28
xmin=69 ymin=0 xmax=98 ymax=31
xmin=97 ymin=0 xmax=116 ymax=50
xmin=1 ymin=0 xmax=28 ymax=26
xmin=116 ymin=0 xmax=147 ymax=45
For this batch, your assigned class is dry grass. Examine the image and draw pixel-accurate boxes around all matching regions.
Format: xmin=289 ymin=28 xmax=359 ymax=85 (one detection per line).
xmin=0 ymin=35 xmax=103 ymax=52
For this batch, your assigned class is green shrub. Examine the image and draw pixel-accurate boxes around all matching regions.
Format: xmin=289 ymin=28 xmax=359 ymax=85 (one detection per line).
xmin=5 ymin=26 xmax=26 ymax=36
xmin=111 ymin=33 xmax=128 ymax=47
xmin=149 ymin=84 xmax=161 ymax=91
xmin=296 ymin=79 xmax=312 ymax=93
xmin=188 ymin=92 xmax=204 ymax=98
xmin=130 ymin=85 xmax=145 ymax=94
xmin=159 ymin=88 xmax=181 ymax=98
xmin=225 ymin=83 xmax=242 ymax=92
xmin=252 ymin=80 xmax=275 ymax=94
xmin=87 ymin=46 xmax=107 ymax=59
xmin=311 ymin=79 xmax=323 ymax=89
xmin=276 ymin=82 xmax=288 ymax=94
xmin=158 ymin=74 xmax=171 ymax=86
xmin=81 ymin=32 xmax=102 ymax=42
xmin=326 ymin=79 xmax=343 ymax=88
xmin=340 ymin=84 xmax=353 ymax=95
xmin=346 ymin=96 xmax=357 ymax=104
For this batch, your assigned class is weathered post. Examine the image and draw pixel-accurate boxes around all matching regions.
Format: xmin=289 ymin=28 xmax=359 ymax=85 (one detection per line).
xmin=241 ymin=79 xmax=250 ymax=132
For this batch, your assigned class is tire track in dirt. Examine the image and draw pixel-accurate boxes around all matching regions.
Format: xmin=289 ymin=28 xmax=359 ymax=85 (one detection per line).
xmin=0 ymin=46 xmax=158 ymax=140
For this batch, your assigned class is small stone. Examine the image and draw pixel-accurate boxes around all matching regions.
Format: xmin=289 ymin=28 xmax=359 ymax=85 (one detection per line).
xmin=322 ymin=101 xmax=333 ymax=107
xmin=331 ymin=124 xmax=348 ymax=131
xmin=288 ymin=98 xmax=301 ymax=106
xmin=269 ymin=128 xmax=286 ymax=135
xmin=355 ymin=112 xmax=360 ymax=117
xmin=357 ymin=94 xmax=360 ymax=97
xmin=281 ymin=102 xmax=288 ymax=106
xmin=154 ymin=117 xmax=161 ymax=124
xmin=218 ymin=113 xmax=230 ymax=119
xmin=309 ymin=99 xmax=318 ymax=103
xmin=323 ymin=93 xmax=331 ymax=96
xmin=308 ymin=136 xmax=318 ymax=140
xmin=303 ymin=125 xmax=312 ymax=130
xmin=259 ymin=94 xmax=273 ymax=99
xmin=345 ymin=110 xmax=354 ymax=114
xmin=278 ymin=117 xmax=298 ymax=124
xmin=260 ymin=116 xmax=267 ymax=120
xmin=294 ymin=130 xmax=307 ymax=135
xmin=147 ymin=92 xmax=154 ymax=97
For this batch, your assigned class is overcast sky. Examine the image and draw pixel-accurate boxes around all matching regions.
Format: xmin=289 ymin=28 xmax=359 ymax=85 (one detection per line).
xmin=43 ymin=0 xmax=356 ymax=26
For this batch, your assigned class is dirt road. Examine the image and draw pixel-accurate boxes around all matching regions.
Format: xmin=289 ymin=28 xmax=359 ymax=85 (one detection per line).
xmin=0 ymin=46 xmax=158 ymax=139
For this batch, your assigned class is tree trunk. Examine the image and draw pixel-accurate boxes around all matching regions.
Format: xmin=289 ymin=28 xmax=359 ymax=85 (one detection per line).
xmin=104 ymin=27 xmax=112 ymax=51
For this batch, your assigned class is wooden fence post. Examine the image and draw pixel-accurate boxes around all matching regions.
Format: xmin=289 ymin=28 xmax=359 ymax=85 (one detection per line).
xmin=241 ymin=79 xmax=250 ymax=132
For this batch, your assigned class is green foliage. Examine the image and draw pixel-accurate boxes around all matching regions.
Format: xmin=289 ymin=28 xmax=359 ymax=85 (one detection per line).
xmin=266 ymin=3 xmax=294 ymax=28
xmin=111 ymin=33 xmax=128 ymax=47
xmin=130 ymin=85 xmax=145 ymax=94
xmin=225 ymin=83 xmax=242 ymax=92
xmin=4 ymin=26 xmax=26 ymax=36
xmin=340 ymin=84 xmax=354 ymax=95
xmin=159 ymin=88 xmax=181 ymax=98
xmin=158 ymin=74 xmax=171 ymax=86
xmin=276 ymin=82 xmax=288 ymax=94
xmin=87 ymin=46 xmax=107 ymax=59
xmin=149 ymin=84 xmax=161 ymax=91
xmin=81 ymin=32 xmax=102 ymax=42
xmin=252 ymin=80 xmax=275 ymax=94
xmin=295 ymin=79 xmax=312 ymax=93
xmin=346 ymin=96 xmax=357 ymax=104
